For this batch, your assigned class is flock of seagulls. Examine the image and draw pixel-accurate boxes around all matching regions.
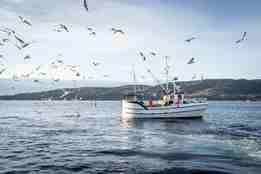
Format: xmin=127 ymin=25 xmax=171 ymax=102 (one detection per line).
xmin=0 ymin=0 xmax=249 ymax=97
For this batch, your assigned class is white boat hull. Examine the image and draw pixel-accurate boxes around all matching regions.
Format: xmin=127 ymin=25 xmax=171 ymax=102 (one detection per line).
xmin=122 ymin=100 xmax=208 ymax=119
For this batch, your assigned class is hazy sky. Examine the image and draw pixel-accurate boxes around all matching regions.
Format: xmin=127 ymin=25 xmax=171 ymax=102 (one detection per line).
xmin=0 ymin=0 xmax=260 ymax=83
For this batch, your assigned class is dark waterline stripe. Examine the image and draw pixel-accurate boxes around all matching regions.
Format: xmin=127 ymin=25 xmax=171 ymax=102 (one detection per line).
xmin=125 ymin=109 xmax=206 ymax=115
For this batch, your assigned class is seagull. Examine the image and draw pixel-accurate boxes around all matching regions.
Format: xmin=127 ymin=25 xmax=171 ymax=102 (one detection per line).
xmin=139 ymin=51 xmax=146 ymax=61
xmin=236 ymin=32 xmax=247 ymax=44
xmin=173 ymin=77 xmax=178 ymax=81
xmin=187 ymin=57 xmax=196 ymax=64
xmin=192 ymin=74 xmax=197 ymax=80
xmin=83 ymin=0 xmax=88 ymax=12
xmin=70 ymin=68 xmax=77 ymax=72
xmin=24 ymin=55 xmax=31 ymax=60
xmin=90 ymin=31 xmax=96 ymax=36
xmin=150 ymin=52 xmax=157 ymax=56
xmin=21 ymin=73 xmax=31 ymax=78
xmin=57 ymin=60 xmax=64 ymax=64
xmin=76 ymin=72 xmax=81 ymax=77
xmin=185 ymin=37 xmax=196 ymax=43
xmin=55 ymin=24 xmax=69 ymax=32
xmin=111 ymin=28 xmax=125 ymax=35
xmin=60 ymin=90 xmax=72 ymax=98
xmin=14 ymin=35 xmax=26 ymax=44
xmin=12 ymin=75 xmax=20 ymax=81
xmin=15 ymin=42 xmax=34 ymax=50
xmin=39 ymin=72 xmax=47 ymax=76
xmin=35 ymin=66 xmax=41 ymax=71
xmin=2 ymin=38 xmax=9 ymax=43
xmin=0 ymin=28 xmax=15 ymax=36
xmin=33 ymin=79 xmax=40 ymax=83
xmin=67 ymin=65 xmax=79 ymax=69
xmin=0 ymin=68 xmax=6 ymax=75
xmin=18 ymin=16 xmax=32 ymax=27
xmin=93 ymin=61 xmax=100 ymax=66
xmin=87 ymin=27 xmax=93 ymax=31
xmin=13 ymin=35 xmax=34 ymax=50
xmin=53 ymin=78 xmax=60 ymax=82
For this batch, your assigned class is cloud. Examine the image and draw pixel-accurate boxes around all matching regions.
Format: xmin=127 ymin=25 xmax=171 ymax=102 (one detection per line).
xmin=0 ymin=0 xmax=260 ymax=83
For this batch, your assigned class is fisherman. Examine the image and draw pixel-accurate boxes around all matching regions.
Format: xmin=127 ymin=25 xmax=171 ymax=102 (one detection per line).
xmin=163 ymin=94 xmax=171 ymax=106
xmin=176 ymin=93 xmax=183 ymax=107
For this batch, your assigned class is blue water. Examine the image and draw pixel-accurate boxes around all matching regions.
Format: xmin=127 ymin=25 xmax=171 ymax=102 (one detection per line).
xmin=0 ymin=101 xmax=261 ymax=174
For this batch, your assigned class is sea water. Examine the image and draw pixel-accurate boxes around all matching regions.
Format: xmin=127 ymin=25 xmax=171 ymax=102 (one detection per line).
xmin=0 ymin=101 xmax=260 ymax=174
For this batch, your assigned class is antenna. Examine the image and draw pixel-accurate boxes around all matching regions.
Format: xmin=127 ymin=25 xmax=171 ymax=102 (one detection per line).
xmin=147 ymin=68 xmax=168 ymax=94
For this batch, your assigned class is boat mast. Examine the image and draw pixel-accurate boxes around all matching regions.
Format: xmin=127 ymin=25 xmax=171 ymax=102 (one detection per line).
xmin=132 ymin=65 xmax=137 ymax=95
xmin=164 ymin=56 xmax=170 ymax=94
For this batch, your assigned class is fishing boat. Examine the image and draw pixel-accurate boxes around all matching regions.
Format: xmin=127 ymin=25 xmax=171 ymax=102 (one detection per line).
xmin=122 ymin=94 xmax=208 ymax=119
xmin=122 ymin=57 xmax=208 ymax=119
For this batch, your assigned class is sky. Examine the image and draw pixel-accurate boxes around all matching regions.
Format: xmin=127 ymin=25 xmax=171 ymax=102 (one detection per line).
xmin=0 ymin=0 xmax=261 ymax=84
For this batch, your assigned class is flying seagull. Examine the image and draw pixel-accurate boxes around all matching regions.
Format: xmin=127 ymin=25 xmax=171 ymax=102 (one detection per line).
xmin=236 ymin=32 xmax=247 ymax=44
xmin=93 ymin=61 xmax=100 ymax=66
xmin=192 ymin=74 xmax=197 ymax=80
xmin=57 ymin=60 xmax=64 ymax=64
xmin=87 ymin=27 xmax=93 ymax=31
xmin=90 ymin=31 xmax=96 ymax=36
xmin=150 ymin=52 xmax=157 ymax=56
xmin=0 ymin=68 xmax=6 ymax=75
xmin=39 ymin=72 xmax=47 ymax=76
xmin=185 ymin=37 xmax=196 ymax=43
xmin=0 ymin=28 xmax=15 ymax=36
xmin=2 ymin=38 xmax=9 ymax=43
xmin=14 ymin=35 xmax=26 ymax=44
xmin=111 ymin=28 xmax=125 ymax=35
xmin=24 ymin=55 xmax=31 ymax=60
xmin=35 ymin=65 xmax=41 ymax=71
xmin=55 ymin=24 xmax=69 ymax=32
xmin=173 ymin=77 xmax=178 ymax=81
xmin=53 ymin=78 xmax=60 ymax=82
xmin=139 ymin=51 xmax=146 ymax=61
xmin=187 ymin=57 xmax=196 ymax=64
xmin=18 ymin=16 xmax=32 ymax=26
xmin=12 ymin=75 xmax=20 ymax=81
xmin=15 ymin=42 xmax=34 ymax=50
xmin=21 ymin=73 xmax=31 ymax=79
xmin=83 ymin=0 xmax=88 ymax=12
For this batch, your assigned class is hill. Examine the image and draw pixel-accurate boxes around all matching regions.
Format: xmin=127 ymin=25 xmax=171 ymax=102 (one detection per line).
xmin=0 ymin=79 xmax=261 ymax=101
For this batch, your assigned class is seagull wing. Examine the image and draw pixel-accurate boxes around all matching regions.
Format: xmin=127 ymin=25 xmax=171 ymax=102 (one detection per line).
xmin=18 ymin=16 xmax=23 ymax=22
xmin=235 ymin=39 xmax=241 ymax=44
xmin=24 ymin=20 xmax=32 ymax=26
xmin=150 ymin=52 xmax=156 ymax=56
xmin=63 ymin=25 xmax=69 ymax=32
xmin=14 ymin=35 xmax=25 ymax=44
xmin=83 ymin=0 xmax=88 ymax=11
xmin=242 ymin=32 xmax=247 ymax=40
xmin=0 ymin=68 xmax=6 ymax=74
xmin=187 ymin=58 xmax=195 ymax=64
